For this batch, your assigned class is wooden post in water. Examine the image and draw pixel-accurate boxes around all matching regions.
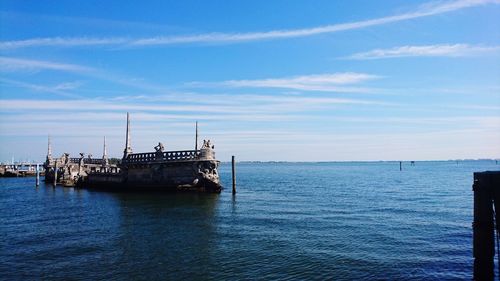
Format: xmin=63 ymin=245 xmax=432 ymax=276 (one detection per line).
xmin=53 ymin=161 xmax=57 ymax=187
xmin=232 ymin=156 xmax=236 ymax=194
xmin=473 ymin=171 xmax=500 ymax=281
xmin=399 ymin=161 xmax=402 ymax=171
xmin=35 ymin=164 xmax=39 ymax=187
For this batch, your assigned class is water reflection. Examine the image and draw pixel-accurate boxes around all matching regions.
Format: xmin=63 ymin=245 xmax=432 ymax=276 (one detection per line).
xmin=110 ymin=192 xmax=221 ymax=279
xmin=231 ymin=193 xmax=238 ymax=214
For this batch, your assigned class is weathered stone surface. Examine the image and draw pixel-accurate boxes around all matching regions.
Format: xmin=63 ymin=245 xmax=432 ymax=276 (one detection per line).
xmin=43 ymin=113 xmax=221 ymax=192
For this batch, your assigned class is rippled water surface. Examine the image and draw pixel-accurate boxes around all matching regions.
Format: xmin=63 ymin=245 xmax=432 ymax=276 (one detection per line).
xmin=1 ymin=161 xmax=498 ymax=280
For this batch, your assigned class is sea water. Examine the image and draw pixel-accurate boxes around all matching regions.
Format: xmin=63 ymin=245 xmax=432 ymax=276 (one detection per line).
xmin=0 ymin=161 xmax=498 ymax=280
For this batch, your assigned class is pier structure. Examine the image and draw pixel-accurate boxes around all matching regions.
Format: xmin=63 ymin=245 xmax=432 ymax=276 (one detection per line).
xmin=0 ymin=163 xmax=43 ymax=177
xmin=473 ymin=171 xmax=500 ymax=280
xmin=43 ymin=136 xmax=116 ymax=186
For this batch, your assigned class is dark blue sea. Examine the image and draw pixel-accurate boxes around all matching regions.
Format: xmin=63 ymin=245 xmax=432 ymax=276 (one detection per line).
xmin=1 ymin=161 xmax=498 ymax=280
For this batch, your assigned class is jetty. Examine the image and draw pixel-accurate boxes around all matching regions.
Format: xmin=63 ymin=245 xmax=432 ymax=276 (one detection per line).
xmin=0 ymin=163 xmax=43 ymax=177
xmin=44 ymin=113 xmax=221 ymax=192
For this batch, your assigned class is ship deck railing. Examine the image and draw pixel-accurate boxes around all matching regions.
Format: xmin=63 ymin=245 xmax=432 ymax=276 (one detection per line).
xmin=124 ymin=150 xmax=203 ymax=164
xmin=88 ymin=166 xmax=120 ymax=174
xmin=68 ymin=158 xmax=105 ymax=165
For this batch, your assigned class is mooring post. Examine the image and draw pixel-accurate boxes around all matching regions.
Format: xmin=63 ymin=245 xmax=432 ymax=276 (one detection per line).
xmin=232 ymin=156 xmax=236 ymax=194
xmin=35 ymin=164 xmax=39 ymax=187
xmin=53 ymin=162 xmax=57 ymax=187
xmin=473 ymin=172 xmax=497 ymax=281
xmin=399 ymin=161 xmax=402 ymax=171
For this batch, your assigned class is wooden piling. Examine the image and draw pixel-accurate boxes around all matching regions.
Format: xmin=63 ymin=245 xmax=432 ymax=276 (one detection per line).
xmin=232 ymin=156 xmax=236 ymax=194
xmin=53 ymin=162 xmax=57 ymax=187
xmin=35 ymin=164 xmax=39 ymax=186
xmin=473 ymin=171 xmax=500 ymax=281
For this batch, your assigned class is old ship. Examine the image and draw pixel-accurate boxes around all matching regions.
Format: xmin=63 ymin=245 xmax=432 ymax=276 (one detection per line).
xmin=44 ymin=113 xmax=222 ymax=192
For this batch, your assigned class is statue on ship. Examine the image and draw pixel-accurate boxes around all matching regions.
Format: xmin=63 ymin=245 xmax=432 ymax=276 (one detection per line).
xmin=154 ymin=142 xmax=165 ymax=160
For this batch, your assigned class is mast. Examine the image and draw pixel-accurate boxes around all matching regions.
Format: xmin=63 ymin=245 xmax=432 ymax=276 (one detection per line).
xmin=195 ymin=121 xmax=198 ymax=151
xmin=47 ymin=135 xmax=52 ymax=161
xmin=103 ymin=136 xmax=109 ymax=167
xmin=123 ymin=112 xmax=132 ymax=159
xmin=103 ymin=136 xmax=108 ymax=159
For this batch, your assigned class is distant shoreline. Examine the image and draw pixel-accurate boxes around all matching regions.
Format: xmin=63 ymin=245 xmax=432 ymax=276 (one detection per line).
xmin=220 ymin=159 xmax=500 ymax=164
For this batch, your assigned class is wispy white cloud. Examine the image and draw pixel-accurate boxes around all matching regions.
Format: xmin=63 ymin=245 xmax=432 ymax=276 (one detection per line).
xmin=116 ymin=92 xmax=391 ymax=106
xmin=1 ymin=0 xmax=498 ymax=49
xmin=0 ymin=56 xmax=382 ymax=95
xmin=0 ymin=99 xmax=250 ymax=114
xmin=130 ymin=0 xmax=499 ymax=46
xmin=0 ymin=57 xmax=175 ymax=93
xmin=51 ymin=81 xmax=83 ymax=91
xmin=0 ymin=11 xmax=182 ymax=33
xmin=0 ymin=96 xmax=496 ymax=161
xmin=0 ymin=37 xmax=127 ymax=50
xmin=0 ymin=57 xmax=93 ymax=72
xmin=0 ymin=78 xmax=83 ymax=98
xmin=2 ymin=111 xmax=498 ymax=161
xmin=449 ymin=104 xmax=500 ymax=111
xmin=325 ymin=116 xmax=500 ymax=126
xmin=0 ymin=112 xmax=297 ymax=125
xmin=0 ymin=93 xmax=389 ymax=115
xmin=345 ymin=44 xmax=500 ymax=59
xmin=189 ymin=73 xmax=381 ymax=92
xmin=0 ymin=94 xmax=392 ymax=146
xmin=0 ymin=57 xmax=380 ymax=95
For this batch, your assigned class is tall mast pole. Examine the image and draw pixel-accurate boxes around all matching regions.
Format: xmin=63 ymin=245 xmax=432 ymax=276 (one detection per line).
xmin=195 ymin=121 xmax=198 ymax=151
xmin=47 ymin=135 xmax=52 ymax=159
xmin=103 ymin=136 xmax=107 ymax=158
xmin=103 ymin=136 xmax=109 ymax=167
xmin=123 ymin=112 xmax=132 ymax=159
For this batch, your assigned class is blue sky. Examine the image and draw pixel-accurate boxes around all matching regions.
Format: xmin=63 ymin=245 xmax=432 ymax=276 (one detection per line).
xmin=0 ymin=0 xmax=499 ymax=162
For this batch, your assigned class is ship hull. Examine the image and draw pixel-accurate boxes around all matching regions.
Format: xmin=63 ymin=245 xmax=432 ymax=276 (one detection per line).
xmin=85 ymin=160 xmax=221 ymax=193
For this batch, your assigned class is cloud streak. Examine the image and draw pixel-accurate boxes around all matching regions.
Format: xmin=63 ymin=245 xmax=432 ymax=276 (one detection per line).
xmin=0 ymin=37 xmax=128 ymax=50
xmin=130 ymin=0 xmax=499 ymax=46
xmin=0 ymin=57 xmax=93 ymax=72
xmin=0 ymin=57 xmax=176 ymax=94
xmin=189 ymin=73 xmax=381 ymax=92
xmin=0 ymin=78 xmax=84 ymax=98
xmin=1 ymin=0 xmax=498 ymax=49
xmin=0 ymin=93 xmax=388 ymax=115
xmin=345 ymin=44 xmax=500 ymax=59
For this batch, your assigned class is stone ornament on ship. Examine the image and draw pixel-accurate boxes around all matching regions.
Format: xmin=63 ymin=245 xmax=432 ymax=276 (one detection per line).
xmin=44 ymin=113 xmax=222 ymax=192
